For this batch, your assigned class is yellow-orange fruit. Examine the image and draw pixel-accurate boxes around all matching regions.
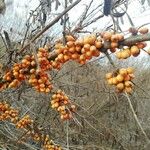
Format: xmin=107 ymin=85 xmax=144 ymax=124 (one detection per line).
xmin=116 ymin=51 xmax=122 ymax=59
xmin=69 ymin=46 xmax=76 ymax=53
xmin=45 ymin=88 xmax=50 ymax=93
xmin=129 ymin=74 xmax=135 ymax=79
xmin=124 ymin=75 xmax=131 ymax=81
xmin=106 ymin=72 xmax=113 ymax=79
xmin=81 ymin=48 xmax=86 ymax=53
xmin=111 ymin=42 xmax=118 ymax=48
xmin=84 ymin=44 xmax=91 ymax=50
xmin=116 ymin=83 xmax=124 ymax=90
xmin=56 ymin=48 xmax=63 ymax=54
xmin=83 ymin=35 xmax=96 ymax=45
xmin=64 ymin=55 xmax=70 ymax=61
xmin=93 ymin=51 xmax=100 ymax=57
xmin=103 ymin=32 xmax=112 ymax=41
xmin=107 ymin=78 xmax=113 ymax=85
xmin=119 ymin=68 xmax=128 ymax=76
xmin=79 ymin=55 xmax=86 ymax=61
xmin=31 ymin=61 xmax=36 ymax=66
xmin=63 ymin=49 xmax=69 ymax=54
xmin=71 ymin=53 xmax=79 ymax=60
xmin=111 ymin=34 xmax=118 ymax=42
xmin=75 ymin=45 xmax=82 ymax=52
xmin=120 ymin=50 xmax=130 ymax=59
xmin=55 ymin=43 xmax=63 ymax=49
xmin=57 ymin=54 xmax=64 ymax=61
xmin=67 ymin=41 xmax=74 ymax=48
xmin=136 ymin=42 xmax=147 ymax=49
xmin=39 ymin=84 xmax=45 ymax=88
xmin=116 ymin=34 xmax=124 ymax=41
xmin=124 ymin=48 xmax=131 ymax=54
xmin=85 ymin=51 xmax=92 ymax=58
xmin=53 ymin=102 xmax=59 ymax=108
xmin=138 ymin=27 xmax=149 ymax=34
xmin=112 ymin=77 xmax=118 ymax=85
xmin=88 ymin=35 xmax=96 ymax=45
xmin=65 ymin=35 xmax=75 ymax=41
xmin=95 ymin=41 xmax=102 ymax=49
xmin=125 ymin=87 xmax=132 ymax=94
xmin=90 ymin=45 xmax=97 ymax=53
xmin=126 ymin=67 xmax=134 ymax=74
xmin=130 ymin=46 xmax=140 ymax=56
xmin=13 ymin=71 xmax=19 ymax=77
xmin=124 ymin=81 xmax=133 ymax=87
xmin=30 ymin=69 xmax=36 ymax=74
xmin=79 ymin=60 xmax=86 ymax=65
xmin=116 ymin=74 xmax=124 ymax=82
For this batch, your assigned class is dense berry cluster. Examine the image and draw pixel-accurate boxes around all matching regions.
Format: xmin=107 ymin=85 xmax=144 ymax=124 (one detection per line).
xmin=0 ymin=48 xmax=54 ymax=93
xmin=106 ymin=67 xmax=134 ymax=93
xmin=101 ymin=31 xmax=124 ymax=52
xmin=43 ymin=135 xmax=62 ymax=150
xmin=115 ymin=27 xmax=150 ymax=59
xmin=0 ymin=102 xmax=19 ymax=122
xmin=16 ymin=115 xmax=33 ymax=128
xmin=0 ymin=27 xmax=150 ymax=94
xmin=54 ymin=35 xmax=101 ymax=65
xmin=0 ymin=101 xmax=62 ymax=150
xmin=28 ymin=71 xmax=53 ymax=93
xmin=51 ymin=90 xmax=76 ymax=120
xmin=116 ymin=44 xmax=146 ymax=59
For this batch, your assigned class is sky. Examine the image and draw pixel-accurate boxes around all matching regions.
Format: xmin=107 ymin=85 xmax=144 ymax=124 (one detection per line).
xmin=0 ymin=0 xmax=150 ymax=40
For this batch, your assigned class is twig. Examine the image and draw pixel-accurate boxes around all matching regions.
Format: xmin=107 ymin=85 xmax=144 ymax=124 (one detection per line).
xmin=19 ymin=0 xmax=81 ymax=54
xmin=82 ymin=14 xmax=104 ymax=29
xmin=30 ymin=42 xmax=40 ymax=70
xmin=66 ymin=120 xmax=69 ymax=150
xmin=124 ymin=92 xmax=150 ymax=143
xmin=105 ymin=51 xmax=116 ymax=68
xmin=120 ymin=33 xmax=150 ymax=46
xmin=0 ymin=33 xmax=8 ymax=52
xmin=63 ymin=0 xmax=68 ymax=45
xmin=79 ymin=0 xmax=94 ymax=25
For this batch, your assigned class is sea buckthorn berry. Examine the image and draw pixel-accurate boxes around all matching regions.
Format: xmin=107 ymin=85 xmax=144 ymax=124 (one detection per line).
xmin=138 ymin=27 xmax=149 ymax=34
xmin=51 ymin=90 xmax=76 ymax=120
xmin=106 ymin=67 xmax=135 ymax=93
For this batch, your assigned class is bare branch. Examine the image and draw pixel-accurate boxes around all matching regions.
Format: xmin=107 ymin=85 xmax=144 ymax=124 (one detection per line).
xmin=124 ymin=92 xmax=150 ymax=143
xmin=19 ymin=0 xmax=81 ymax=54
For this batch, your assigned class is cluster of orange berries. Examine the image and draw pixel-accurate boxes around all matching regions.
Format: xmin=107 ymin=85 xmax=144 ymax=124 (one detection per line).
xmin=0 ymin=101 xmax=62 ymax=150
xmin=0 ymin=102 xmax=33 ymax=128
xmin=54 ymin=34 xmax=101 ymax=65
xmin=106 ymin=67 xmax=134 ymax=93
xmin=43 ymin=135 xmax=62 ymax=150
xmin=26 ymin=132 xmax=62 ymax=150
xmin=117 ymin=42 xmax=148 ymax=59
xmin=16 ymin=115 xmax=33 ymax=129
xmin=0 ymin=102 xmax=19 ymax=122
xmin=28 ymin=71 xmax=53 ymax=93
xmin=101 ymin=31 xmax=124 ymax=53
xmin=115 ymin=27 xmax=150 ymax=59
xmin=0 ymin=48 xmax=54 ymax=93
xmin=116 ymin=44 xmax=146 ymax=59
xmin=0 ymin=27 xmax=150 ymax=94
xmin=51 ymin=90 xmax=76 ymax=120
